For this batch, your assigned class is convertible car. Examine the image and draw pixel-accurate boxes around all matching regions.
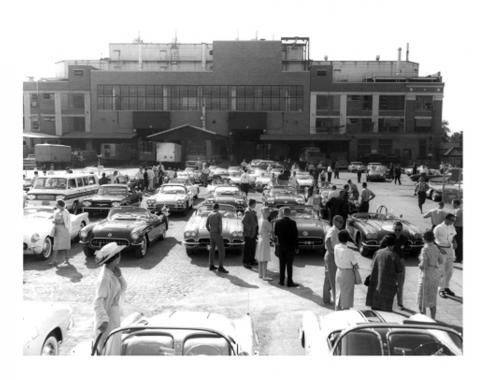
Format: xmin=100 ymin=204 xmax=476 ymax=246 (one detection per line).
xmin=23 ymin=301 xmax=73 ymax=355
xmin=346 ymin=205 xmax=423 ymax=257
xmin=79 ymin=206 xmax=168 ymax=259
xmin=300 ymin=309 xmax=462 ymax=356
xmin=23 ymin=207 xmax=89 ymax=260
xmin=169 ymin=177 xmax=200 ymax=199
xmin=269 ymin=206 xmax=329 ymax=254
xmin=262 ymin=186 xmax=305 ymax=208
xmin=87 ymin=310 xmax=255 ymax=356
xmin=205 ymin=185 xmax=247 ymax=211
xmin=142 ymin=184 xmax=193 ymax=215
xmin=81 ymin=184 xmax=142 ymax=215
xmin=295 ymin=172 xmax=314 ymax=190
xmin=183 ymin=203 xmax=244 ymax=255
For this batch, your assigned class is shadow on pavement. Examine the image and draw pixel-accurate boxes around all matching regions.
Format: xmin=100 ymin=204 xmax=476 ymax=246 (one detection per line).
xmin=23 ymin=256 xmax=55 ymax=272
xmin=215 ymin=272 xmax=259 ymax=288
xmin=293 ymin=251 xmax=324 ymax=268
xmin=55 ymin=263 xmax=83 ymax=283
xmin=188 ymin=249 xmax=244 ymax=268
xmin=121 ymin=237 xmax=181 ymax=270
xmin=269 ymin=278 xmax=334 ymax=308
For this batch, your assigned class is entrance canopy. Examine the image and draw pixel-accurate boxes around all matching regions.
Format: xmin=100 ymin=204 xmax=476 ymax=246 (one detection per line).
xmin=147 ymin=124 xmax=225 ymax=141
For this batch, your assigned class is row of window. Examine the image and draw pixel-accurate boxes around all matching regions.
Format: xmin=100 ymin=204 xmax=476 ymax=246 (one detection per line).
xmin=357 ymin=139 xmax=429 ymax=157
xmin=315 ymin=117 xmax=432 ymax=134
xmin=97 ymin=85 xmax=304 ymax=112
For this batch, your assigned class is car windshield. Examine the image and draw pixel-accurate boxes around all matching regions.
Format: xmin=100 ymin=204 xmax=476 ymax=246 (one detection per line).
xmin=171 ymin=178 xmax=190 ymax=185
xmin=33 ymin=177 xmax=67 ymax=189
xmin=290 ymin=208 xmax=316 ymax=219
xmin=271 ymin=188 xmax=296 ymax=195
xmin=24 ymin=208 xmax=54 ymax=219
xmin=296 ymin=174 xmax=311 ymax=179
xmin=108 ymin=208 xmax=150 ymax=220
xmin=197 ymin=205 xmax=237 ymax=218
xmin=160 ymin=186 xmax=186 ymax=194
xmin=214 ymin=188 xmax=241 ymax=196
xmin=98 ymin=186 xmax=128 ymax=195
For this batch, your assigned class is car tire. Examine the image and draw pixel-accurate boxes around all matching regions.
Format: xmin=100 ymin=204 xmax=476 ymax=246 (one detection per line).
xmin=83 ymin=246 xmax=96 ymax=257
xmin=40 ymin=237 xmax=53 ymax=261
xmin=133 ymin=236 xmax=149 ymax=259
xmin=41 ymin=333 xmax=59 ymax=355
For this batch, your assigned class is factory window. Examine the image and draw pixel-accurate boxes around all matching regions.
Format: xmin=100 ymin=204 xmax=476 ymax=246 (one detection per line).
xmin=418 ymin=139 xmax=427 ymax=158
xmin=73 ymin=69 xmax=84 ymax=77
xmin=72 ymin=94 xmax=84 ymax=109
xmin=415 ymin=96 xmax=433 ymax=111
xmin=378 ymin=118 xmax=403 ymax=133
xmin=72 ymin=117 xmax=85 ymax=132
xmin=317 ymin=70 xmax=327 ymax=76
xmin=414 ymin=118 xmax=432 ymax=132
xmin=357 ymin=139 xmax=371 ymax=157
xmin=31 ymin=94 xmax=38 ymax=108
xmin=316 ymin=95 xmax=340 ymax=114
xmin=379 ymin=95 xmax=404 ymax=111
xmin=378 ymin=139 xmax=393 ymax=155
xmin=43 ymin=93 xmax=52 ymax=100
xmin=347 ymin=95 xmax=372 ymax=114
xmin=315 ymin=118 xmax=340 ymax=133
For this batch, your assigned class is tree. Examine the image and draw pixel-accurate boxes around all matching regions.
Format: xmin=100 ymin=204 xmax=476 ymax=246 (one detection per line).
xmin=450 ymin=131 xmax=463 ymax=145
xmin=441 ymin=120 xmax=451 ymax=142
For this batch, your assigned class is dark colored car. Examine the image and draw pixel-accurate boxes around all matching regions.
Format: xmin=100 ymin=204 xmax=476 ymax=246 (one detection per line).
xmin=346 ymin=205 xmax=423 ymax=257
xmin=205 ymin=185 xmax=247 ymax=211
xmin=269 ymin=205 xmax=329 ymax=254
xmin=262 ymin=186 xmax=305 ymax=208
xmin=81 ymin=184 xmax=142 ymax=215
xmin=79 ymin=206 xmax=168 ymax=259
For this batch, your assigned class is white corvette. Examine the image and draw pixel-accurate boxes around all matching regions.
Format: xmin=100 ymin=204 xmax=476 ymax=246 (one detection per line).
xmin=142 ymin=184 xmax=193 ymax=215
xmin=295 ymin=172 xmax=314 ymax=188
xmin=23 ymin=301 xmax=73 ymax=355
xmin=23 ymin=207 xmax=89 ymax=260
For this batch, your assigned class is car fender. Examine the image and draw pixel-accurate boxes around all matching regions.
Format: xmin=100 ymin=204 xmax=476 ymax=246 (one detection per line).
xmin=301 ymin=311 xmax=322 ymax=355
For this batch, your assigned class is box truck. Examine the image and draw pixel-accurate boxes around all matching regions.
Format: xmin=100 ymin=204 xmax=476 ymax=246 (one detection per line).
xmin=34 ymin=144 xmax=72 ymax=169
xmin=156 ymin=143 xmax=182 ymax=163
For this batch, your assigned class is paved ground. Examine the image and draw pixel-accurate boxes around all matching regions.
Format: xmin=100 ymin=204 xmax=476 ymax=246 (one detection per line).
xmin=23 ymin=171 xmax=462 ymax=355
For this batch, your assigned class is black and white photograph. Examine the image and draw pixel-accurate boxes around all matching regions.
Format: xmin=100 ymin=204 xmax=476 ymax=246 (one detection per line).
xmin=3 ymin=0 xmax=477 ymax=377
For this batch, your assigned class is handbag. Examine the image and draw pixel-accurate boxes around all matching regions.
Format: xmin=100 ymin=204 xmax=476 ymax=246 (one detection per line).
xmin=353 ymin=264 xmax=362 ymax=285
xmin=364 ymin=275 xmax=371 ymax=286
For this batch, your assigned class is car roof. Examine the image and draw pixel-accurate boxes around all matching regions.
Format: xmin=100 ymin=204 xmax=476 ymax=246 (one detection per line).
xmin=100 ymin=184 xmax=128 ymax=188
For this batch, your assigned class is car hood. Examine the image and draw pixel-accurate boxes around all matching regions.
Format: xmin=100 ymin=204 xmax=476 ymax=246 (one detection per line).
xmin=23 ymin=217 xmax=50 ymax=239
xmin=271 ymin=195 xmax=303 ymax=202
xmin=185 ymin=216 xmax=242 ymax=235
xmin=355 ymin=219 xmax=420 ymax=237
xmin=297 ymin=178 xmax=313 ymax=184
xmin=294 ymin=219 xmax=327 ymax=235
xmin=85 ymin=194 xmax=126 ymax=202
xmin=93 ymin=219 xmax=146 ymax=234
xmin=213 ymin=195 xmax=244 ymax=203
xmin=150 ymin=193 xmax=187 ymax=202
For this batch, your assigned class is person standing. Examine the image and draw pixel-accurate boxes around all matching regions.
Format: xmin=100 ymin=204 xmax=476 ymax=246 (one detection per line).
xmin=205 ymin=203 xmax=229 ymax=273
xmin=347 ymin=179 xmax=359 ymax=201
xmin=366 ymin=234 xmax=403 ymax=311
xmin=452 ymin=199 xmax=463 ymax=263
xmin=274 ymin=207 xmax=299 ymax=287
xmin=423 ymin=201 xmax=447 ymax=230
xmin=334 ymin=230 xmax=358 ymax=310
xmin=357 ymin=167 xmax=362 ymax=183
xmin=380 ymin=222 xmax=408 ymax=309
xmin=93 ymin=242 xmax=127 ymax=355
xmin=135 ymin=167 xmax=144 ymax=190
xmin=99 ymin=172 xmax=109 ymax=185
xmin=255 ymin=207 xmax=273 ymax=281
xmin=434 ymin=213 xmax=457 ymax=298
xmin=240 ymin=169 xmax=250 ymax=196
xmin=359 ymin=182 xmax=375 ymax=213
xmin=143 ymin=167 xmax=149 ymax=191
xmin=323 ymin=215 xmax=343 ymax=305
xmin=49 ymin=200 xmax=72 ymax=267
xmin=333 ymin=161 xmax=340 ymax=179
xmin=417 ymin=230 xmax=444 ymax=319
xmin=414 ymin=176 xmax=429 ymax=213
xmin=32 ymin=170 xmax=39 ymax=186
xmin=47 ymin=164 xmax=55 ymax=175
xmin=327 ymin=165 xmax=333 ymax=183
xmin=242 ymin=199 xmax=258 ymax=269
xmin=147 ymin=166 xmax=155 ymax=191
xmin=394 ymin=165 xmax=402 ymax=185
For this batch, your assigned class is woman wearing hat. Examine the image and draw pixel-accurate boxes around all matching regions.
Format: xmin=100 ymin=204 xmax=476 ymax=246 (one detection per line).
xmin=255 ymin=207 xmax=273 ymax=281
xmin=93 ymin=242 xmax=127 ymax=355
xmin=49 ymin=199 xmax=72 ymax=267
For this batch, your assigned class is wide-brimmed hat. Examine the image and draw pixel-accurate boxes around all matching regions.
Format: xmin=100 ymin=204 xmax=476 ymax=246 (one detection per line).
xmin=95 ymin=242 xmax=126 ymax=266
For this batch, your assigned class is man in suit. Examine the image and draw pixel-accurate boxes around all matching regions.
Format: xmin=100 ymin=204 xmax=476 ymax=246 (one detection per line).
xmin=242 ymin=199 xmax=258 ymax=269
xmin=274 ymin=207 xmax=299 ymax=287
xmin=206 ymin=203 xmax=229 ymax=273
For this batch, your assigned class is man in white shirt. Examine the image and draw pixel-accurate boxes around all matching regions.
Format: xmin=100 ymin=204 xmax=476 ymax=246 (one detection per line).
xmin=433 ymin=213 xmax=457 ymax=298
xmin=240 ymin=170 xmax=250 ymax=196
xmin=323 ymin=215 xmax=343 ymax=304
xmin=423 ymin=201 xmax=447 ymax=229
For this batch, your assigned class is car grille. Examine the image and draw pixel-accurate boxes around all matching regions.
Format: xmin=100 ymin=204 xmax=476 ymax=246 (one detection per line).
xmin=298 ymin=237 xmax=323 ymax=246
xmin=92 ymin=201 xmax=112 ymax=207
xmin=91 ymin=238 xmax=130 ymax=248
xmin=35 ymin=194 xmax=56 ymax=200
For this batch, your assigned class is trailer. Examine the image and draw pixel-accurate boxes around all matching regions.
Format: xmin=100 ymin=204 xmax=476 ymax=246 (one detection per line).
xmin=34 ymin=144 xmax=72 ymax=169
xmin=156 ymin=143 xmax=182 ymax=163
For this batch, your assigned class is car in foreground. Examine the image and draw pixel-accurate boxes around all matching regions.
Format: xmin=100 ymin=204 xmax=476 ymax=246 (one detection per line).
xmin=300 ymin=309 xmax=462 ymax=356
xmin=346 ymin=205 xmax=423 ymax=257
xmin=142 ymin=184 xmax=193 ymax=215
xmin=262 ymin=186 xmax=305 ymax=208
xmin=79 ymin=206 xmax=168 ymax=259
xmin=183 ymin=203 xmax=244 ymax=255
xmin=81 ymin=184 xmax=141 ymax=215
xmin=169 ymin=177 xmax=200 ymax=199
xmin=348 ymin=161 xmax=366 ymax=173
xmin=269 ymin=206 xmax=328 ymax=254
xmin=366 ymin=164 xmax=388 ymax=182
xmin=209 ymin=167 xmax=229 ymax=182
xmin=23 ymin=207 xmax=89 ymax=260
xmin=23 ymin=301 xmax=73 ymax=355
xmin=88 ymin=310 xmax=255 ymax=356
xmin=205 ymin=185 xmax=247 ymax=211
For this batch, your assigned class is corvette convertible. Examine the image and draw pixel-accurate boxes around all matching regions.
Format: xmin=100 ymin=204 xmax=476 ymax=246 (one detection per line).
xmin=86 ymin=310 xmax=255 ymax=356
xmin=169 ymin=177 xmax=200 ymax=199
xmin=183 ymin=203 xmax=244 ymax=255
xmin=300 ymin=309 xmax=462 ymax=356
xmin=262 ymin=186 xmax=305 ymax=208
xmin=346 ymin=205 xmax=423 ymax=257
xmin=79 ymin=206 xmax=168 ymax=259
xmin=81 ymin=184 xmax=142 ymax=215
xmin=23 ymin=207 xmax=89 ymax=260
xmin=142 ymin=184 xmax=194 ymax=215
xmin=205 ymin=185 xmax=247 ymax=211
xmin=269 ymin=205 xmax=329 ymax=254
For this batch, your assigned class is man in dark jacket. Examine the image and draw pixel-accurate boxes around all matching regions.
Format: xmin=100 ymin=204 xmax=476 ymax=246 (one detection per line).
xmin=242 ymin=199 xmax=258 ymax=269
xmin=274 ymin=207 xmax=299 ymax=287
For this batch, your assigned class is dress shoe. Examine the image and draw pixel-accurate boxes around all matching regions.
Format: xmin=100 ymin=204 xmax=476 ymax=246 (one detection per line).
xmin=209 ymin=265 xmax=218 ymax=271
xmin=218 ymin=266 xmax=229 ymax=274
xmin=287 ymin=282 xmax=299 ymax=287
xmin=243 ymin=263 xmax=252 ymax=269
xmin=445 ymin=288 xmax=455 ymax=296
xmin=439 ymin=290 xmax=447 ymax=298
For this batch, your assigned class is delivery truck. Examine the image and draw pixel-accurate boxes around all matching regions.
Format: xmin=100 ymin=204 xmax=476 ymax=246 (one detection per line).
xmin=34 ymin=144 xmax=72 ymax=169
xmin=156 ymin=142 xmax=182 ymax=163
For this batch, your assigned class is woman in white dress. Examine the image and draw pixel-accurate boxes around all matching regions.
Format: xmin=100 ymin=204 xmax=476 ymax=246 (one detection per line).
xmin=255 ymin=207 xmax=273 ymax=281
xmin=334 ymin=230 xmax=358 ymax=310
xmin=49 ymin=199 xmax=72 ymax=266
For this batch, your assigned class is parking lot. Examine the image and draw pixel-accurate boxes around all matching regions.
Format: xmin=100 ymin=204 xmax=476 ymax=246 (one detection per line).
xmin=23 ymin=170 xmax=463 ymax=355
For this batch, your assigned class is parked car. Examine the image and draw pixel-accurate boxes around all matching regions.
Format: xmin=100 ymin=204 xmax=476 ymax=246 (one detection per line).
xmin=23 ymin=301 xmax=73 ymax=355
xmin=23 ymin=207 xmax=89 ymax=260
xmin=427 ymin=178 xmax=463 ymax=202
xmin=262 ymin=186 xmax=305 ymax=208
xmin=205 ymin=185 xmax=247 ymax=211
xmin=81 ymin=184 xmax=142 ymax=215
xmin=169 ymin=177 xmax=200 ymax=199
xmin=142 ymin=184 xmax=193 ymax=215
xmin=335 ymin=160 xmax=349 ymax=171
xmin=300 ymin=309 xmax=462 ymax=356
xmin=346 ymin=205 xmax=423 ymax=257
xmin=410 ymin=169 xmax=442 ymax=182
xmin=254 ymin=171 xmax=274 ymax=191
xmin=228 ymin=171 xmax=243 ymax=186
xmin=295 ymin=171 xmax=314 ymax=190
xmin=79 ymin=206 xmax=168 ymax=259
xmin=23 ymin=177 xmax=34 ymax=192
xmin=348 ymin=161 xmax=366 ymax=173
xmin=366 ymin=164 xmax=388 ymax=182
xmin=269 ymin=206 xmax=329 ymax=254
xmin=183 ymin=167 xmax=202 ymax=183
xmin=88 ymin=310 xmax=254 ymax=356
xmin=227 ymin=166 xmax=243 ymax=176
xmin=209 ymin=167 xmax=229 ymax=181
xmin=183 ymin=203 xmax=244 ymax=255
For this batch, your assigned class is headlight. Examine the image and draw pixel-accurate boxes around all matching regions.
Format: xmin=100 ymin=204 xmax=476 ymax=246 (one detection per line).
xmin=112 ymin=202 xmax=121 ymax=207
xmin=27 ymin=194 xmax=36 ymax=200
xmin=232 ymin=231 xmax=243 ymax=237
xmin=184 ymin=231 xmax=196 ymax=238
xmin=80 ymin=230 xmax=88 ymax=239
xmin=177 ymin=199 xmax=186 ymax=204
xmin=146 ymin=199 xmax=155 ymax=205
xmin=131 ymin=231 xmax=140 ymax=240
xmin=31 ymin=233 xmax=40 ymax=242
xmin=56 ymin=195 xmax=65 ymax=200
xmin=82 ymin=201 xmax=91 ymax=207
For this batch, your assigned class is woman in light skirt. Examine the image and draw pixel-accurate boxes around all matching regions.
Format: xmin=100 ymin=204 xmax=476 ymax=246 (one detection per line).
xmin=255 ymin=207 xmax=273 ymax=281
xmin=334 ymin=230 xmax=358 ymax=310
xmin=49 ymin=199 xmax=72 ymax=267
